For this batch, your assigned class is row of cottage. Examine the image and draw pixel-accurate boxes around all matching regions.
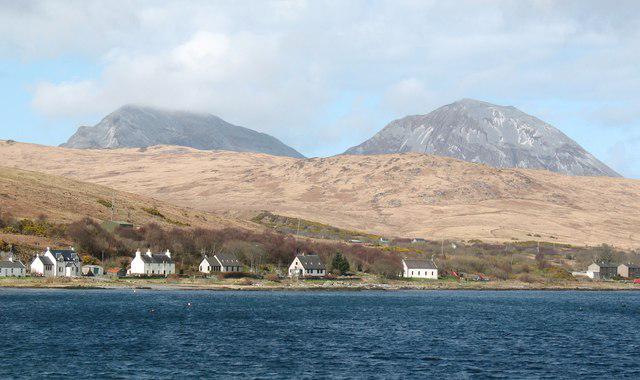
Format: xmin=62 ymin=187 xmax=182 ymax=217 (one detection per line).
xmin=580 ymin=262 xmax=640 ymax=280
xmin=1 ymin=247 xmax=439 ymax=279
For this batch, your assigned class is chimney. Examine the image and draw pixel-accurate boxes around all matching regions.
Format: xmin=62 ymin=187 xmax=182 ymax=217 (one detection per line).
xmin=165 ymin=249 xmax=171 ymax=258
xmin=135 ymin=249 xmax=141 ymax=259
xmin=146 ymin=249 xmax=152 ymax=257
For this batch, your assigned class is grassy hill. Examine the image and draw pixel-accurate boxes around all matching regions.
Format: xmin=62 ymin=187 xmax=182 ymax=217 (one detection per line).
xmin=2 ymin=140 xmax=640 ymax=248
xmin=0 ymin=165 xmax=247 ymax=230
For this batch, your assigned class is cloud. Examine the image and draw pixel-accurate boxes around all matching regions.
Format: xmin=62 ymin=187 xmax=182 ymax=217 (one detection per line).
xmin=382 ymin=78 xmax=439 ymax=117
xmin=605 ymin=138 xmax=640 ymax=178
xmin=1 ymin=0 xmax=639 ymax=159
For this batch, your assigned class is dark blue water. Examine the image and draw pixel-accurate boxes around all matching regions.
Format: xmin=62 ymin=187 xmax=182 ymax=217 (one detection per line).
xmin=1 ymin=289 xmax=640 ymax=379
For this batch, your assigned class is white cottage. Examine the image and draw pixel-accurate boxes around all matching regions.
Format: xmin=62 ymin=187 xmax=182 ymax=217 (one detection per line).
xmin=0 ymin=251 xmax=26 ymax=277
xmin=130 ymin=249 xmax=175 ymax=276
xmin=30 ymin=247 xmax=81 ymax=277
xmin=199 ymin=253 xmax=243 ymax=274
xmin=402 ymin=258 xmax=438 ymax=279
xmin=288 ymin=254 xmax=326 ymax=278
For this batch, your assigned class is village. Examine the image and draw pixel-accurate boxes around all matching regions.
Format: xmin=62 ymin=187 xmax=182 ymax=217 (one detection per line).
xmin=1 ymin=246 xmax=438 ymax=281
xmin=2 ymin=245 xmax=640 ymax=290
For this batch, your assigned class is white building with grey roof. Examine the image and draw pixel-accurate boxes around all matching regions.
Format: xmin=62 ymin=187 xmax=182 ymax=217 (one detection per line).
xmin=130 ymin=249 xmax=175 ymax=276
xmin=288 ymin=253 xmax=326 ymax=278
xmin=199 ymin=253 xmax=243 ymax=274
xmin=30 ymin=247 xmax=81 ymax=277
xmin=0 ymin=251 xmax=26 ymax=277
xmin=402 ymin=258 xmax=438 ymax=279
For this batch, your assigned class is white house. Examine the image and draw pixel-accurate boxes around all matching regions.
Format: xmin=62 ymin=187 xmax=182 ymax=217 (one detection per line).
xmin=129 ymin=249 xmax=175 ymax=276
xmin=288 ymin=254 xmax=326 ymax=278
xmin=0 ymin=251 xmax=26 ymax=277
xmin=30 ymin=247 xmax=81 ymax=277
xmin=199 ymin=253 xmax=243 ymax=274
xmin=402 ymin=258 xmax=438 ymax=279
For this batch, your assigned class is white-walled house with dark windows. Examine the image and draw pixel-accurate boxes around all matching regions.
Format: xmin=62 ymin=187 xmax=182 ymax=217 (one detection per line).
xmin=402 ymin=258 xmax=438 ymax=279
xmin=30 ymin=247 xmax=81 ymax=277
xmin=0 ymin=251 xmax=26 ymax=277
xmin=199 ymin=253 xmax=243 ymax=274
xmin=288 ymin=254 xmax=326 ymax=278
xmin=129 ymin=249 xmax=175 ymax=276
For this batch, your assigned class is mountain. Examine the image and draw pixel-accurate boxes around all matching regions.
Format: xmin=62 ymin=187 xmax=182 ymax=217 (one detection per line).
xmin=2 ymin=141 xmax=640 ymax=248
xmin=345 ymin=99 xmax=619 ymax=177
xmin=62 ymin=105 xmax=305 ymax=158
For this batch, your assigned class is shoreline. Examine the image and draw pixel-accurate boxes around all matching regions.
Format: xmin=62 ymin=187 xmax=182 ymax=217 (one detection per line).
xmin=1 ymin=277 xmax=639 ymax=292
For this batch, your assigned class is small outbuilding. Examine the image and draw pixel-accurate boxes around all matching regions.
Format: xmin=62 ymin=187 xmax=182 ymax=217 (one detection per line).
xmin=402 ymin=258 xmax=438 ymax=279
xmin=587 ymin=262 xmax=618 ymax=279
xmin=82 ymin=265 xmax=104 ymax=277
xmin=617 ymin=263 xmax=640 ymax=279
xmin=0 ymin=251 xmax=26 ymax=277
xmin=199 ymin=253 xmax=243 ymax=274
xmin=288 ymin=254 xmax=326 ymax=278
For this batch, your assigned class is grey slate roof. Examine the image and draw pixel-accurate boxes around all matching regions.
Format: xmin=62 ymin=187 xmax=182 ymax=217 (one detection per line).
xmin=296 ymin=254 xmax=326 ymax=270
xmin=214 ymin=252 xmax=242 ymax=267
xmin=0 ymin=260 xmax=25 ymax=269
xmin=141 ymin=253 xmax=174 ymax=264
xmin=594 ymin=262 xmax=617 ymax=269
xmin=37 ymin=256 xmax=54 ymax=266
xmin=50 ymin=249 xmax=79 ymax=262
xmin=619 ymin=263 xmax=640 ymax=269
xmin=403 ymin=259 xmax=437 ymax=270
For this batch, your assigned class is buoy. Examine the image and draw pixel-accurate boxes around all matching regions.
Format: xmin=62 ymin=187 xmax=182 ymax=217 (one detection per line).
xmin=187 ymin=302 xmax=192 ymax=307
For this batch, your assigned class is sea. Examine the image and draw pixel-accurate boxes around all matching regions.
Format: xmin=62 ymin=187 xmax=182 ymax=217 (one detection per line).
xmin=1 ymin=289 xmax=639 ymax=379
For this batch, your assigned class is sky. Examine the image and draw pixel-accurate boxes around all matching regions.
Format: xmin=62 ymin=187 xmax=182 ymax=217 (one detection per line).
xmin=1 ymin=0 xmax=640 ymax=177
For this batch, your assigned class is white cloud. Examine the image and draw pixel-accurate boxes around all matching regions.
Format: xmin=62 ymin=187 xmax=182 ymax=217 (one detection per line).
xmin=1 ymin=0 xmax=639 ymax=160
xmin=382 ymin=78 xmax=438 ymax=117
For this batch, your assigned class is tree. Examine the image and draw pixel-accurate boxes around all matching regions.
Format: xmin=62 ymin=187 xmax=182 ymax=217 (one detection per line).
xmin=331 ymin=252 xmax=350 ymax=275
xmin=596 ymin=244 xmax=614 ymax=263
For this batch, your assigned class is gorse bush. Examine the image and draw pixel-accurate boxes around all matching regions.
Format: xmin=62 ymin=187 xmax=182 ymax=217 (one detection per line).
xmin=142 ymin=207 xmax=164 ymax=218
xmin=97 ymin=199 xmax=113 ymax=209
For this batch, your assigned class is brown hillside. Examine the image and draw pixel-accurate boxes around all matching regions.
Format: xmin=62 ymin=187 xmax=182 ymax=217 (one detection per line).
xmin=1 ymin=140 xmax=640 ymax=248
xmin=0 ymin=164 xmax=247 ymax=230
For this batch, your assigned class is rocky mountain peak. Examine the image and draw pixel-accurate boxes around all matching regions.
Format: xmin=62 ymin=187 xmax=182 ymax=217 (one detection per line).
xmin=344 ymin=99 xmax=619 ymax=177
xmin=62 ymin=105 xmax=305 ymax=158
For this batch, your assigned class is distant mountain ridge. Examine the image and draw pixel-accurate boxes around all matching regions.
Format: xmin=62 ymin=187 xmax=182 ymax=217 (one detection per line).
xmin=62 ymin=105 xmax=305 ymax=158
xmin=345 ymin=99 xmax=619 ymax=177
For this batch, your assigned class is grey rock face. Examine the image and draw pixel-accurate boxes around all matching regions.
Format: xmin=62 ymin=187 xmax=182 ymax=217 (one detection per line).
xmin=62 ymin=105 xmax=305 ymax=158
xmin=345 ymin=99 xmax=619 ymax=177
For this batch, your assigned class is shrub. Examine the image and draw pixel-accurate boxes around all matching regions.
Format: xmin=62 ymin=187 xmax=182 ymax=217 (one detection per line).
xmin=265 ymin=273 xmax=281 ymax=282
xmin=516 ymin=273 xmax=541 ymax=283
xmin=142 ymin=207 xmax=165 ymax=218
xmin=543 ymin=266 xmax=572 ymax=280
xmin=97 ymin=199 xmax=113 ymax=209
xmin=218 ymin=272 xmax=261 ymax=279
xmin=370 ymin=257 xmax=401 ymax=279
